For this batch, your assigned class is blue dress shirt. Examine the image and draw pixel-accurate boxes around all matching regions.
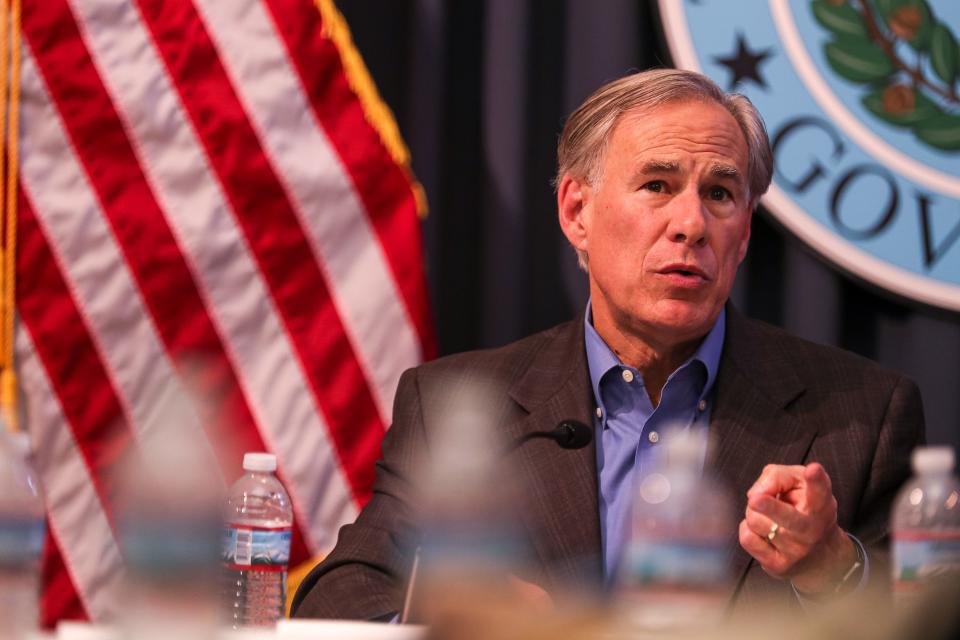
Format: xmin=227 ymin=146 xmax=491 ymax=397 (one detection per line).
xmin=584 ymin=304 xmax=868 ymax=597
xmin=585 ymin=305 xmax=725 ymax=583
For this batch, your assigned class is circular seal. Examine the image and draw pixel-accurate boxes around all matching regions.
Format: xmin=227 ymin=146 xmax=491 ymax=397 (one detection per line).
xmin=659 ymin=0 xmax=960 ymax=312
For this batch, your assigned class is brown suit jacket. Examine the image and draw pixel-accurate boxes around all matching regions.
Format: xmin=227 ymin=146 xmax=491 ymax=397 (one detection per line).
xmin=291 ymin=306 xmax=924 ymax=619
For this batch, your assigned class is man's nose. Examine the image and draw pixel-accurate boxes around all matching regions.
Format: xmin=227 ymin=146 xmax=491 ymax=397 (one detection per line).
xmin=666 ymin=188 xmax=708 ymax=247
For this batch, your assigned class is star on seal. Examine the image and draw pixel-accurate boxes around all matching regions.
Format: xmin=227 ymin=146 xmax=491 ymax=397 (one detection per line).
xmin=713 ymin=33 xmax=773 ymax=90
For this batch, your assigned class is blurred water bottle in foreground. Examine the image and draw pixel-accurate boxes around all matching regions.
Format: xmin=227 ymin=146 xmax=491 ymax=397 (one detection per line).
xmin=892 ymin=446 xmax=960 ymax=605
xmin=118 ymin=426 xmax=223 ymax=640
xmin=617 ymin=429 xmax=733 ymax=631
xmin=0 ymin=428 xmax=45 ymax=639
xmin=405 ymin=381 xmax=530 ymax=625
xmin=222 ymin=452 xmax=293 ymax=628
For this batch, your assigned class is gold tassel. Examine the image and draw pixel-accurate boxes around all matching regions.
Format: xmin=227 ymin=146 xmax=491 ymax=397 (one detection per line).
xmin=313 ymin=0 xmax=429 ymax=218
xmin=0 ymin=0 xmax=20 ymax=433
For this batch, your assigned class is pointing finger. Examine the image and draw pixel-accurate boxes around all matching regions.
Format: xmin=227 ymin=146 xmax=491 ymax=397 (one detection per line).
xmin=801 ymin=463 xmax=833 ymax=509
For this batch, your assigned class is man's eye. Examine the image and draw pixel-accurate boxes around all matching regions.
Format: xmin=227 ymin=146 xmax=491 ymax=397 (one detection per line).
xmin=708 ymin=186 xmax=730 ymax=201
xmin=642 ymin=181 xmax=664 ymax=193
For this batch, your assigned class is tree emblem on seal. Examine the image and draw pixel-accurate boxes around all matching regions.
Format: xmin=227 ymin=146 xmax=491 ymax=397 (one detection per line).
xmin=812 ymin=0 xmax=960 ymax=150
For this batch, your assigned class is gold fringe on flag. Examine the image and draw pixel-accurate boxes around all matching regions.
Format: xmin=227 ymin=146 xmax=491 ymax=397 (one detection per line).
xmin=313 ymin=0 xmax=429 ymax=218
xmin=285 ymin=555 xmax=325 ymax=617
xmin=284 ymin=5 xmax=423 ymax=610
xmin=0 ymin=0 xmax=20 ymax=433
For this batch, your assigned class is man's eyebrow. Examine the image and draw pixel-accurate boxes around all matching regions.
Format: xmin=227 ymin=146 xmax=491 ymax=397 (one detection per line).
xmin=639 ymin=160 xmax=681 ymax=173
xmin=710 ymin=163 xmax=743 ymax=180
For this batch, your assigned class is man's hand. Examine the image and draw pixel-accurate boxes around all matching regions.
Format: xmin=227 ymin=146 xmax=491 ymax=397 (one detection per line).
xmin=738 ymin=463 xmax=858 ymax=595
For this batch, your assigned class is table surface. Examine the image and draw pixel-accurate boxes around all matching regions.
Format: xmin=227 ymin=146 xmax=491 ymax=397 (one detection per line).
xmin=52 ymin=620 xmax=426 ymax=640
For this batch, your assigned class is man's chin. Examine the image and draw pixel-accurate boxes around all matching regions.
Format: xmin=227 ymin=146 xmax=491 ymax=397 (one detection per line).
xmin=643 ymin=300 xmax=719 ymax=340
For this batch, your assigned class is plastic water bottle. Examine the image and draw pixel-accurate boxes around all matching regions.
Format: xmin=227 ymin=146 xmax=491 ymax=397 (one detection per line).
xmin=891 ymin=446 xmax=960 ymax=605
xmin=118 ymin=425 xmax=223 ymax=640
xmin=617 ymin=429 xmax=733 ymax=631
xmin=222 ymin=452 xmax=293 ymax=628
xmin=0 ymin=429 xmax=45 ymax=638
xmin=405 ymin=381 xmax=529 ymax=624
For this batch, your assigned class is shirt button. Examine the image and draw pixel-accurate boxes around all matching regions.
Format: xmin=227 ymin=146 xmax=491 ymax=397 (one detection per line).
xmin=621 ymin=369 xmax=635 ymax=383
xmin=596 ymin=407 xmax=602 ymax=419
xmin=648 ymin=431 xmax=659 ymax=444
xmin=698 ymin=399 xmax=707 ymax=412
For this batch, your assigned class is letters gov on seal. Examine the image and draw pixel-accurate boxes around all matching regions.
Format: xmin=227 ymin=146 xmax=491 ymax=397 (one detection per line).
xmin=659 ymin=0 xmax=960 ymax=312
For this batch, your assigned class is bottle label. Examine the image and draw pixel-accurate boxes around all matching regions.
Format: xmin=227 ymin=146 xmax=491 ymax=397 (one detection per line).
xmin=222 ymin=525 xmax=291 ymax=572
xmin=621 ymin=539 xmax=729 ymax=589
xmin=893 ymin=529 xmax=960 ymax=591
xmin=123 ymin=514 xmax=222 ymax=579
xmin=0 ymin=517 xmax=45 ymax=568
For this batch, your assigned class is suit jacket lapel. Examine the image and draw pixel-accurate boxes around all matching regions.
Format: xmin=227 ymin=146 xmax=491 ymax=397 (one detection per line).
xmin=499 ymin=308 xmax=818 ymax=595
xmin=707 ymin=306 xmax=816 ymax=590
xmin=505 ymin=320 xmax=604 ymax=591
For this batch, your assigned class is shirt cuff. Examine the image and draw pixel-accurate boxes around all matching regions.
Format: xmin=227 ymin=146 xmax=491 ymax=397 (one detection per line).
xmin=791 ymin=533 xmax=869 ymax=606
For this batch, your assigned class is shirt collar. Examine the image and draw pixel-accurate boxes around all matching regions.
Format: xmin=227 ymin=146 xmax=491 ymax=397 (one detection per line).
xmin=583 ymin=301 xmax=725 ymax=411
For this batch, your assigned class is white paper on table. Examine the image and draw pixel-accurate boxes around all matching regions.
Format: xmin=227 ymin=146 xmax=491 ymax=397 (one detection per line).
xmin=276 ymin=619 xmax=427 ymax=640
xmin=56 ymin=622 xmax=118 ymax=640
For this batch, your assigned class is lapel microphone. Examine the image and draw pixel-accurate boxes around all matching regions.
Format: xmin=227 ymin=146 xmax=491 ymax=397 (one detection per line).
xmin=510 ymin=419 xmax=593 ymax=451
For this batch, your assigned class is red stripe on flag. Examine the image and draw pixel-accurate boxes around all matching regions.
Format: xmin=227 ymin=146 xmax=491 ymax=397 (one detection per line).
xmin=263 ymin=0 xmax=437 ymax=360
xmin=23 ymin=0 xmax=314 ymax=565
xmin=17 ymin=192 xmax=133 ymax=530
xmin=135 ymin=0 xmax=384 ymax=504
xmin=23 ymin=0 xmax=264 ymax=475
xmin=40 ymin=529 xmax=88 ymax=628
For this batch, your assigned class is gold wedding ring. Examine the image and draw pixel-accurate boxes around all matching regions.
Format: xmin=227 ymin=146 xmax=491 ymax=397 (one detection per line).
xmin=766 ymin=522 xmax=780 ymax=544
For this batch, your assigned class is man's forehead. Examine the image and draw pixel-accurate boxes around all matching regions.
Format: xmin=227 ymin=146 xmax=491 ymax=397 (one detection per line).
xmin=610 ymin=100 xmax=749 ymax=169
xmin=636 ymin=159 xmax=741 ymax=174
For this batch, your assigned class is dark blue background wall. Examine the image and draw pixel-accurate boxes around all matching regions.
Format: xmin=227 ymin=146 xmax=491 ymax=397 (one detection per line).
xmin=338 ymin=0 xmax=960 ymax=451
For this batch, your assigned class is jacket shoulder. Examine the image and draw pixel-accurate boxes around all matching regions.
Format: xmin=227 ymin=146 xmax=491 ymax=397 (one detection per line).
xmin=410 ymin=320 xmax=580 ymax=387
xmin=732 ymin=313 xmax=909 ymax=394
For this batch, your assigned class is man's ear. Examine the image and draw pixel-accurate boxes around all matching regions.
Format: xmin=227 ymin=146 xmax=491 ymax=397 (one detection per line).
xmin=557 ymin=174 xmax=590 ymax=254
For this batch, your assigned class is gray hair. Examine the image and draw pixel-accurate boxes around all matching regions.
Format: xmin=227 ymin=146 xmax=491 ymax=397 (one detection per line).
xmin=556 ymin=69 xmax=773 ymax=267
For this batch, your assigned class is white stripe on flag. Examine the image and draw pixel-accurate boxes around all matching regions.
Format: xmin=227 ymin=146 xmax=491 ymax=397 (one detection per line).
xmin=195 ymin=0 xmax=422 ymax=424
xmin=19 ymin=47 xmax=219 ymax=475
xmin=69 ymin=0 xmax=357 ymax=552
xmin=16 ymin=325 xmax=124 ymax=622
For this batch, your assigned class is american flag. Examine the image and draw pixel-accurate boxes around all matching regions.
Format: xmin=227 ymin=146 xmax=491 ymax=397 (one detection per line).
xmin=15 ymin=0 xmax=434 ymax=625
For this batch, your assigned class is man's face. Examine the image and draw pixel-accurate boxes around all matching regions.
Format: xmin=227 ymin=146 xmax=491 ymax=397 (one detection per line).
xmin=559 ymin=99 xmax=753 ymax=347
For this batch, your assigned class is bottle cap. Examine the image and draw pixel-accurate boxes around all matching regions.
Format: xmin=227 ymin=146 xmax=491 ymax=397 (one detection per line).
xmin=911 ymin=446 xmax=955 ymax=474
xmin=243 ymin=452 xmax=277 ymax=472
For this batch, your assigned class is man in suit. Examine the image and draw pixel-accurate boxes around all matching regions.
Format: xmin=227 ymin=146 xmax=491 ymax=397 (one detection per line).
xmin=292 ymin=68 xmax=924 ymax=619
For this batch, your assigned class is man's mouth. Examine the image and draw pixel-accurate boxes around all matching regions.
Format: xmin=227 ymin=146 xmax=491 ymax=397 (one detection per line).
xmin=658 ymin=263 xmax=710 ymax=279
